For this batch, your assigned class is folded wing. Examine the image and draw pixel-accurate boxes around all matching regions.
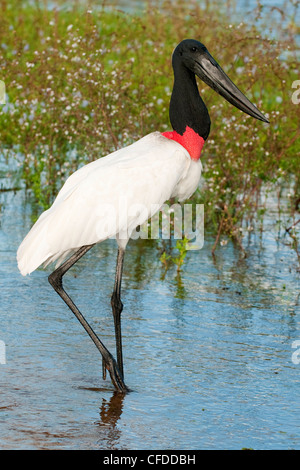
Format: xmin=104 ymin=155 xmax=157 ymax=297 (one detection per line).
xmin=17 ymin=132 xmax=195 ymax=275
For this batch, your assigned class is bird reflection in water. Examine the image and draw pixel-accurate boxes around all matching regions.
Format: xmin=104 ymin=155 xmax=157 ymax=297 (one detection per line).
xmin=95 ymin=392 xmax=125 ymax=448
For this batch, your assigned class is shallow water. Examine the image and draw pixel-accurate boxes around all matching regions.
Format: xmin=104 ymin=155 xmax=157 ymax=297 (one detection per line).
xmin=0 ymin=185 xmax=299 ymax=450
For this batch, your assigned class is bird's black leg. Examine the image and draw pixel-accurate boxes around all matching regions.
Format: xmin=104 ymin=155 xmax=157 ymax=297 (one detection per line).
xmin=48 ymin=244 xmax=129 ymax=393
xmin=111 ymin=247 xmax=125 ymax=378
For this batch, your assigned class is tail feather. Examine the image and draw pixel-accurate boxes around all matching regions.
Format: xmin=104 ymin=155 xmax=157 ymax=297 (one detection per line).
xmin=17 ymin=221 xmax=53 ymax=276
xmin=17 ymin=204 xmax=80 ymax=276
xmin=17 ymin=203 xmax=61 ymax=275
xmin=43 ymin=248 xmax=75 ymax=270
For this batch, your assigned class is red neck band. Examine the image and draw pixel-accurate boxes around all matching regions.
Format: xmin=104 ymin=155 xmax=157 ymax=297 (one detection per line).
xmin=162 ymin=126 xmax=205 ymax=160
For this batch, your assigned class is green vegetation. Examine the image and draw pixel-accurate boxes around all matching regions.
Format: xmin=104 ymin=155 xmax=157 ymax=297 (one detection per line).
xmin=0 ymin=0 xmax=299 ymax=263
xmin=160 ymin=237 xmax=189 ymax=273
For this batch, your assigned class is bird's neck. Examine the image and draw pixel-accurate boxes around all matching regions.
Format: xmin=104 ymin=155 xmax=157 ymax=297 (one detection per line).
xmin=162 ymin=64 xmax=210 ymax=161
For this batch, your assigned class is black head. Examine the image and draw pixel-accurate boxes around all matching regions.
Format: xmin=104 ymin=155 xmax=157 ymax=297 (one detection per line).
xmin=172 ymin=39 xmax=208 ymax=72
xmin=172 ymin=39 xmax=269 ymax=123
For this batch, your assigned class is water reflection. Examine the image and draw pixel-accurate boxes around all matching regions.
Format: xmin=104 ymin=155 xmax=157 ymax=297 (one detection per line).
xmin=96 ymin=392 xmax=125 ymax=449
xmin=173 ymin=272 xmax=187 ymax=299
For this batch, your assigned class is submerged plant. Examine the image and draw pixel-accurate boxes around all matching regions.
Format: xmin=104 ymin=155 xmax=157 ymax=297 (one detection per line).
xmin=172 ymin=237 xmax=189 ymax=273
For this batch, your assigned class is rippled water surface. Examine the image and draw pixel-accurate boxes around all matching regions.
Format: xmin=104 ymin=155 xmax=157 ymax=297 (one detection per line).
xmin=0 ymin=184 xmax=299 ymax=450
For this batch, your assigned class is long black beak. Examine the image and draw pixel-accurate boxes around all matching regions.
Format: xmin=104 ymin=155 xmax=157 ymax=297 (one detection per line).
xmin=195 ymin=51 xmax=269 ymax=123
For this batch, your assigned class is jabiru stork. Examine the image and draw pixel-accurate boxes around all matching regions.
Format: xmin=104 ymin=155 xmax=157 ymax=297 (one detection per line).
xmin=17 ymin=39 xmax=269 ymax=392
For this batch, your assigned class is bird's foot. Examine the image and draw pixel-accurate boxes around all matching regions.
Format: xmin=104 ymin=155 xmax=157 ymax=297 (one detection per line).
xmin=102 ymin=355 xmax=129 ymax=393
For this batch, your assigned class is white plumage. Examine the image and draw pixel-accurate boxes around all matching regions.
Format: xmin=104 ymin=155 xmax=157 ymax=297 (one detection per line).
xmin=17 ymin=132 xmax=202 ymax=276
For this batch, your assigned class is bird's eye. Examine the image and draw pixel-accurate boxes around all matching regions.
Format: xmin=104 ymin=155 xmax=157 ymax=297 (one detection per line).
xmin=191 ymin=47 xmax=197 ymax=52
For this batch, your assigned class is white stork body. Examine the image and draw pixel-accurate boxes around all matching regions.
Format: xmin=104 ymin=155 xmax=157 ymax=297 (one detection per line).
xmin=17 ymin=132 xmax=201 ymax=276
